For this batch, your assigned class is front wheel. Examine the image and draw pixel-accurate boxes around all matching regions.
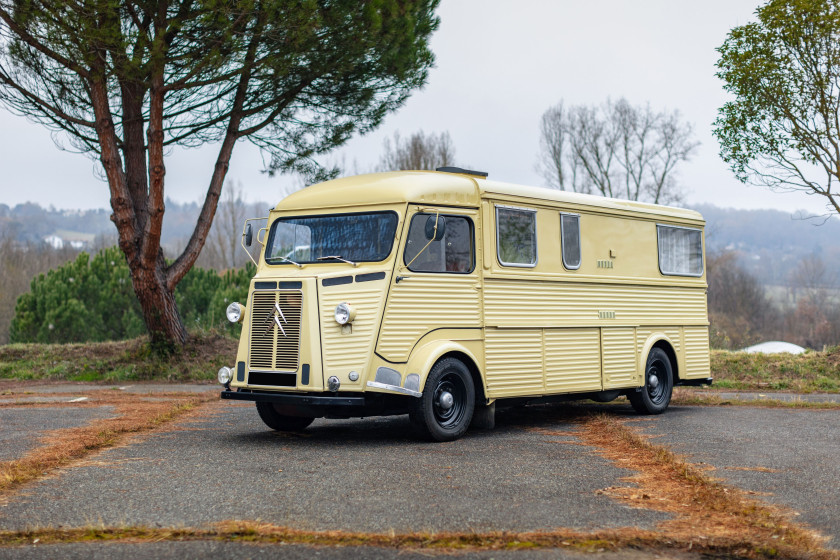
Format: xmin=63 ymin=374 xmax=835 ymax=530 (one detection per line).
xmin=409 ymin=357 xmax=475 ymax=442
xmin=628 ymin=347 xmax=673 ymax=414
xmin=255 ymin=401 xmax=315 ymax=431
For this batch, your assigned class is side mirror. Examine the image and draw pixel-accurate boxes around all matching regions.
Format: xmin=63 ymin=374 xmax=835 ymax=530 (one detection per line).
xmin=424 ymin=214 xmax=446 ymax=241
xmin=244 ymin=223 xmax=253 ymax=247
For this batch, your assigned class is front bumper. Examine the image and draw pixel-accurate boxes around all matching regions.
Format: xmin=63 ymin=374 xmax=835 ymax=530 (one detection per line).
xmin=221 ymin=388 xmax=412 ymax=419
xmin=221 ymin=389 xmax=366 ymax=407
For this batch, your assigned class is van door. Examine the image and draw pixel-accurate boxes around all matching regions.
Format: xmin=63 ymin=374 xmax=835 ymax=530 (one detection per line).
xmin=376 ymin=206 xmax=482 ymax=363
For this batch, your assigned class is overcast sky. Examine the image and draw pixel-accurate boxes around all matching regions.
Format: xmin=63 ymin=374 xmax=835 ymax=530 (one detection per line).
xmin=0 ymin=0 xmax=832 ymax=216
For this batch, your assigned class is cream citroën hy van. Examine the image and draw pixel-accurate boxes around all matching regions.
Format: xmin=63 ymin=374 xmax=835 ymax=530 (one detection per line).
xmin=217 ymin=167 xmax=711 ymax=441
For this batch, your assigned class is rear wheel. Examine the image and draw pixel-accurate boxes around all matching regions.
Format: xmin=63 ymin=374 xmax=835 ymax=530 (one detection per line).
xmin=410 ymin=357 xmax=475 ymax=441
xmin=255 ymin=401 xmax=315 ymax=431
xmin=629 ymin=347 xmax=673 ymax=414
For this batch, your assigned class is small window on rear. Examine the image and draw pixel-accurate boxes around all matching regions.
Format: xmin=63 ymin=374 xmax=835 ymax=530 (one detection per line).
xmin=657 ymin=225 xmax=703 ymax=276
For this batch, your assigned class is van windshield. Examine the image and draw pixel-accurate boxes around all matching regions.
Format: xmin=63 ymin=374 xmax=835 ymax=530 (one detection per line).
xmin=265 ymin=211 xmax=398 ymax=265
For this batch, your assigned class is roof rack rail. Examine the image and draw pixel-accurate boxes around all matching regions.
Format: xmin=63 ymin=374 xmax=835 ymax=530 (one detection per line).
xmin=435 ymin=166 xmax=488 ymax=178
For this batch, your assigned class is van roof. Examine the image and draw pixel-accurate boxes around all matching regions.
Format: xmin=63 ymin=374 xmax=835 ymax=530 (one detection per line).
xmin=274 ymin=171 xmax=704 ymax=223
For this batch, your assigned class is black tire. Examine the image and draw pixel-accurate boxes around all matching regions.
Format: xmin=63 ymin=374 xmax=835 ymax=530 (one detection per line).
xmin=629 ymin=347 xmax=673 ymax=414
xmin=255 ymin=401 xmax=315 ymax=431
xmin=409 ymin=357 xmax=475 ymax=442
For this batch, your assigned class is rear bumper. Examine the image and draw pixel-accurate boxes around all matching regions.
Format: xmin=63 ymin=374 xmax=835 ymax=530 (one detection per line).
xmin=676 ymin=377 xmax=713 ymax=387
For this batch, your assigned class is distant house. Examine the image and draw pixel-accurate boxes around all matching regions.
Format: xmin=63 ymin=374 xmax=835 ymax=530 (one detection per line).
xmin=43 ymin=230 xmax=95 ymax=250
xmin=43 ymin=234 xmax=65 ymax=249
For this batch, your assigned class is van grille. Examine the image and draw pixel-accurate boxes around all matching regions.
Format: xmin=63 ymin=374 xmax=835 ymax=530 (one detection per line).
xmin=248 ymin=290 xmax=303 ymax=372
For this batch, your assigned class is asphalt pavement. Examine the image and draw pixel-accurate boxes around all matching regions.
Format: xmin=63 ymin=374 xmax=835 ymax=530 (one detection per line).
xmin=637 ymin=406 xmax=840 ymax=549
xmin=1 ymin=386 xmax=839 ymax=558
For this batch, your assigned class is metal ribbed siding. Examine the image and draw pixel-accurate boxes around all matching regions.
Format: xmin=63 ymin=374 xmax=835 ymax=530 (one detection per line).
xmin=683 ymin=326 xmax=711 ymax=378
xmin=485 ymin=329 xmax=543 ymax=397
xmin=319 ymin=287 xmax=384 ymax=372
xmin=377 ymin=276 xmax=481 ymax=362
xmin=636 ymin=328 xmax=682 ymax=355
xmin=544 ymin=328 xmax=602 ymax=392
xmin=484 ymin=280 xmax=707 ymax=326
xmin=601 ymin=328 xmax=638 ymax=388
xmin=248 ymin=290 xmax=302 ymax=372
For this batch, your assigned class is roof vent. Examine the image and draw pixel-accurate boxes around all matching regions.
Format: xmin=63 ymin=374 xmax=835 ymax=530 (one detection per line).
xmin=435 ymin=166 xmax=488 ymax=178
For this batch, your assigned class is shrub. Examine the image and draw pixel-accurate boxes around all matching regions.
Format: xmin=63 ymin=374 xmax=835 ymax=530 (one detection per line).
xmin=10 ymin=247 xmax=253 ymax=343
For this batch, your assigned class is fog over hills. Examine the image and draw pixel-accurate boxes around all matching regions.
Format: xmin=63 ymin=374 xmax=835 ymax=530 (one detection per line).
xmin=693 ymin=204 xmax=840 ymax=287
xmin=2 ymin=200 xmax=838 ymax=288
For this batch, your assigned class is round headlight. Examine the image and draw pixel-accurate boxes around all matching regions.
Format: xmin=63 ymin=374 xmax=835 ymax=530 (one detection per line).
xmin=226 ymin=302 xmax=244 ymax=323
xmin=218 ymin=366 xmax=233 ymax=385
xmin=334 ymin=302 xmax=356 ymax=325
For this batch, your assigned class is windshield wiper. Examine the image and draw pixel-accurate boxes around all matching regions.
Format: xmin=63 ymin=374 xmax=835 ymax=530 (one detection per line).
xmin=275 ymin=256 xmax=303 ymax=268
xmin=317 ymin=255 xmax=358 ymax=267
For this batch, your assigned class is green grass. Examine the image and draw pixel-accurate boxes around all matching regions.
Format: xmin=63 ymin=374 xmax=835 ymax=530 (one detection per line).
xmin=2 ymin=334 xmax=838 ymax=392
xmin=710 ymin=346 xmax=840 ymax=393
xmin=0 ymin=332 xmax=237 ymax=383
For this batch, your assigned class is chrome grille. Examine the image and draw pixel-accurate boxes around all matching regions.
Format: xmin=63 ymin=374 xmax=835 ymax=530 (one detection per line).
xmin=248 ymin=290 xmax=303 ymax=372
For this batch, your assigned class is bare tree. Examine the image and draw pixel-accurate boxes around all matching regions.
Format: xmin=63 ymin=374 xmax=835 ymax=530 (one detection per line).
xmin=377 ymin=130 xmax=455 ymax=171
xmin=706 ymin=250 xmax=778 ymax=348
xmin=0 ymin=226 xmax=79 ymax=344
xmin=789 ymin=254 xmax=837 ymax=307
xmin=205 ymin=181 xmax=247 ymax=271
xmin=537 ymin=98 xmax=698 ymax=204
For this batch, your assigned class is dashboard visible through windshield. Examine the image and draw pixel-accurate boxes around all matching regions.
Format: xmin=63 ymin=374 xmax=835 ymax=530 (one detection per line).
xmin=265 ymin=211 xmax=399 ymax=265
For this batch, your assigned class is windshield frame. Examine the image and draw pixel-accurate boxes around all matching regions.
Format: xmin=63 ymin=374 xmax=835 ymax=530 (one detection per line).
xmin=264 ymin=210 xmax=400 ymax=266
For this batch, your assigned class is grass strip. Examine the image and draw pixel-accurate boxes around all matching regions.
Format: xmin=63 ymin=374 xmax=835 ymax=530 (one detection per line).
xmin=0 ymin=522 xmax=832 ymax=559
xmin=711 ymin=347 xmax=840 ymax=393
xmin=0 ymin=332 xmax=235 ymax=382
xmin=671 ymin=389 xmax=840 ymax=409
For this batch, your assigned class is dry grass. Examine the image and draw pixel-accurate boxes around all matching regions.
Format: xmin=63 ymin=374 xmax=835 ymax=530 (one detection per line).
xmin=578 ymin=414 xmax=833 ymax=559
xmin=0 ymin=390 xmax=215 ymax=496
xmin=672 ymin=388 xmax=840 ymax=409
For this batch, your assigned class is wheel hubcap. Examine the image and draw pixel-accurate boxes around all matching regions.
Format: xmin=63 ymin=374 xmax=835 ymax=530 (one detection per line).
xmin=646 ymin=360 xmax=669 ymax=405
xmin=432 ymin=373 xmax=466 ymax=428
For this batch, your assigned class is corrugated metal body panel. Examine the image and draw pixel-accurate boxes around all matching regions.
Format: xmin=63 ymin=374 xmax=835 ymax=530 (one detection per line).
xmin=602 ymin=328 xmax=638 ymax=388
xmin=485 ymin=329 xmax=544 ymax=397
xmin=248 ymin=290 xmax=303 ymax=372
xmin=485 ymin=280 xmax=707 ymax=326
xmin=377 ymin=276 xmax=481 ymax=361
xmin=636 ymin=328 xmax=682 ymax=355
xmin=544 ymin=329 xmax=602 ymax=392
xmin=684 ymin=326 xmax=711 ymax=378
xmin=319 ymin=286 xmax=385 ymax=374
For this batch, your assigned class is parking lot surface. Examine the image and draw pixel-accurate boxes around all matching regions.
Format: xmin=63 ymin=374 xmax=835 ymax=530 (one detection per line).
xmin=0 ymin=385 xmax=838 ymax=558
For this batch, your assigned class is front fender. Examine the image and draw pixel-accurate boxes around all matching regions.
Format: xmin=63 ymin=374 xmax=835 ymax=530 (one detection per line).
xmin=404 ymin=338 xmax=486 ymax=399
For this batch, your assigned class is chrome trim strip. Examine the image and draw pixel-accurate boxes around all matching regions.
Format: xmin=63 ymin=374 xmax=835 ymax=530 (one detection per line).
xmin=366 ymin=380 xmax=422 ymax=398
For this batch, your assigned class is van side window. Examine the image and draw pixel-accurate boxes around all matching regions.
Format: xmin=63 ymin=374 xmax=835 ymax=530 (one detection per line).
xmin=560 ymin=213 xmax=581 ymax=270
xmin=496 ymin=206 xmax=537 ymax=267
xmin=657 ymin=225 xmax=703 ymax=276
xmin=404 ymin=213 xmax=474 ymax=273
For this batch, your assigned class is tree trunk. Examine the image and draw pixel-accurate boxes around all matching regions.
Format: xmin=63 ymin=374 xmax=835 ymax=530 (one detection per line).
xmin=130 ymin=251 xmax=188 ymax=349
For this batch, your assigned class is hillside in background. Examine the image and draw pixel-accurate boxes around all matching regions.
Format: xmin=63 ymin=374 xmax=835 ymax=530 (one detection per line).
xmin=0 ymin=199 xmax=270 ymax=255
xmin=2 ymin=200 xmax=839 ymax=289
xmin=694 ymin=204 xmax=840 ymax=288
